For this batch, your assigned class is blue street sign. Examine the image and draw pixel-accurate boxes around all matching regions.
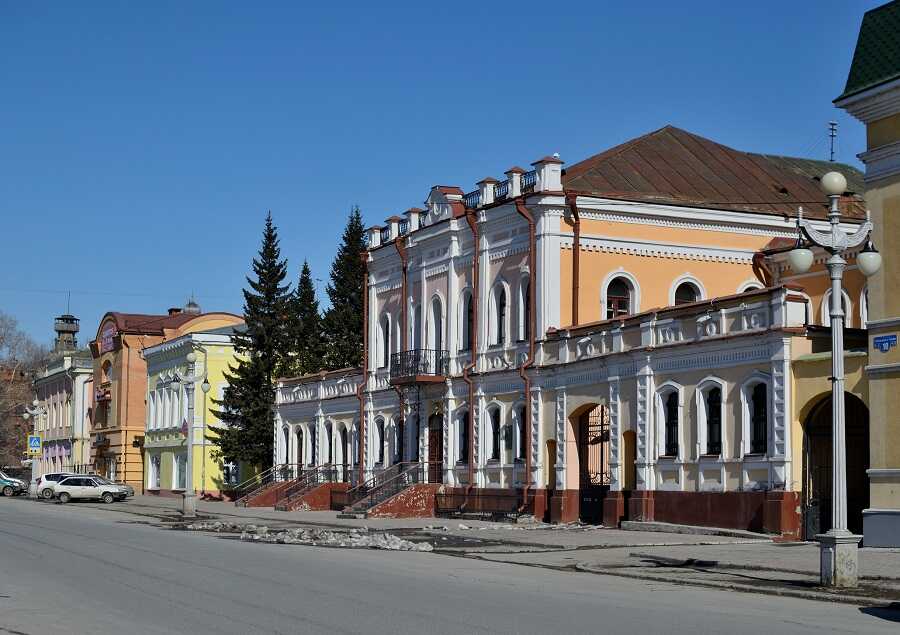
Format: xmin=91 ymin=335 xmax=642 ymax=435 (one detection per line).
xmin=873 ymin=334 xmax=897 ymax=353
xmin=27 ymin=435 xmax=41 ymax=456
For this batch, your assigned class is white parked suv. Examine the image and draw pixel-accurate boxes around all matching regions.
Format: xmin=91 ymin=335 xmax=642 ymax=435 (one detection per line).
xmin=54 ymin=476 xmax=121 ymax=504
xmin=35 ymin=472 xmax=78 ymax=499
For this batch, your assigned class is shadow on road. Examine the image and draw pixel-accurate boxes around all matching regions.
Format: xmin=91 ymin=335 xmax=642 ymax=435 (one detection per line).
xmin=859 ymin=603 xmax=900 ymax=622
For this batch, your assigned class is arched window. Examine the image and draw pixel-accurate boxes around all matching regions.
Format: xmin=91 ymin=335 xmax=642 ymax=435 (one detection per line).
xmin=309 ymin=425 xmax=318 ymax=466
xmin=409 ymin=415 xmax=420 ymax=462
xmin=459 ymin=291 xmax=473 ymax=352
xmin=101 ymin=361 xmax=112 ymax=383
xmin=516 ymin=405 xmax=527 ymax=461
xmin=518 ymin=279 xmax=531 ymax=342
xmin=664 ymin=393 xmax=679 ymax=457
xmin=493 ymin=286 xmax=508 ymax=346
xmin=429 ymin=296 xmax=443 ymax=352
xmin=750 ymin=384 xmax=768 ymax=455
xmin=656 ymin=384 xmax=681 ymax=458
xmin=457 ymin=410 xmax=469 ymax=464
xmin=326 ymin=423 xmax=333 ymax=464
xmin=376 ymin=418 xmax=385 ymax=465
xmin=698 ymin=383 xmax=723 ymax=456
xmin=413 ymin=304 xmax=422 ymax=349
xmin=821 ymin=289 xmax=852 ymax=327
xmin=379 ymin=314 xmax=391 ymax=368
xmin=606 ymin=277 xmax=634 ymax=319
xmin=295 ymin=428 xmax=304 ymax=465
xmin=281 ymin=427 xmax=290 ymax=464
xmin=674 ymin=281 xmax=701 ymax=305
xmin=488 ymin=407 xmax=501 ymax=461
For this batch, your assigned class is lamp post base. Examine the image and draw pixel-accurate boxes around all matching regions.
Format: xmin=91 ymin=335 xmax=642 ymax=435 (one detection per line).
xmin=817 ymin=531 xmax=862 ymax=587
xmin=182 ymin=491 xmax=197 ymax=519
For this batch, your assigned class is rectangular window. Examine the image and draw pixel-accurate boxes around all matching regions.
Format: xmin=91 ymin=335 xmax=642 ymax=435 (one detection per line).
xmin=490 ymin=410 xmax=501 ymax=461
xmin=457 ymin=414 xmax=469 ymax=464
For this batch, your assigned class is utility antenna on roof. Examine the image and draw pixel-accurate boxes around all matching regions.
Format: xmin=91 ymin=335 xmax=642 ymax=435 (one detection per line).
xmin=828 ymin=121 xmax=837 ymax=162
xmin=66 ymin=290 xmax=71 ymax=314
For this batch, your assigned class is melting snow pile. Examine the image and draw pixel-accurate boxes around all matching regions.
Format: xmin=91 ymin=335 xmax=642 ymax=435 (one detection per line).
xmin=240 ymin=526 xmax=434 ymax=552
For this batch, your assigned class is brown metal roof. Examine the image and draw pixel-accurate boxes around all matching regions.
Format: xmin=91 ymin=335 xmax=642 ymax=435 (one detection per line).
xmin=100 ymin=311 xmax=241 ymax=335
xmin=562 ymin=126 xmax=866 ymax=220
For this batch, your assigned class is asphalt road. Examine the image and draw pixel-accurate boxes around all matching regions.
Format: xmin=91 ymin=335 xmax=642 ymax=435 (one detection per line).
xmin=0 ymin=499 xmax=897 ymax=635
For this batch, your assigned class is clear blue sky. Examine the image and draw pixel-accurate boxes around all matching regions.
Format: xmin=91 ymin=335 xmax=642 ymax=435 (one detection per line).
xmin=0 ymin=1 xmax=882 ymax=345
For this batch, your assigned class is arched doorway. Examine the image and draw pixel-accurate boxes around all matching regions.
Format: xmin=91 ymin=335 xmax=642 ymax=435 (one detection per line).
xmin=427 ymin=411 xmax=443 ymax=483
xmin=802 ymin=393 xmax=869 ymax=539
xmin=575 ymin=404 xmax=610 ymax=524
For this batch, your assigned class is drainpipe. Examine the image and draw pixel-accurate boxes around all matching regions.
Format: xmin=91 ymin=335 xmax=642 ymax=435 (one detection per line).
xmin=462 ymin=208 xmax=479 ymax=491
xmin=514 ymin=198 xmax=537 ymax=507
xmin=356 ymin=254 xmax=369 ymax=485
xmin=393 ymin=238 xmax=408 ymax=462
xmin=565 ymin=192 xmax=581 ymax=326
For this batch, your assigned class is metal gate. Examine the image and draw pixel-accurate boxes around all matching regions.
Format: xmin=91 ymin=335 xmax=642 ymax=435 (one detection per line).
xmin=578 ymin=405 xmax=610 ymax=523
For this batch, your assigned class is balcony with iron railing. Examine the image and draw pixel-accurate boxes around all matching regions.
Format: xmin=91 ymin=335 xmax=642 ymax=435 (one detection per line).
xmin=494 ymin=179 xmax=509 ymax=201
xmin=463 ymin=189 xmax=481 ymax=209
xmin=389 ymin=349 xmax=449 ymax=385
xmin=521 ymin=169 xmax=537 ymax=193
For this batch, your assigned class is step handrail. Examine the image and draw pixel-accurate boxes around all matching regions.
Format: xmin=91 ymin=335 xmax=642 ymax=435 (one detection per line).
xmin=348 ymin=462 xmax=427 ymax=512
xmin=275 ymin=464 xmax=337 ymax=507
xmin=233 ymin=463 xmax=300 ymax=506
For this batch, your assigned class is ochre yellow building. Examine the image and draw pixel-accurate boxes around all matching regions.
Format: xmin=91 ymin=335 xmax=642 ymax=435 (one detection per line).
xmin=836 ymin=0 xmax=900 ymax=546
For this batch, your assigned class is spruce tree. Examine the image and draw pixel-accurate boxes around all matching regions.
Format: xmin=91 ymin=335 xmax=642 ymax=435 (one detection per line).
xmin=284 ymin=260 xmax=324 ymax=377
xmin=209 ymin=212 xmax=291 ymax=470
xmin=322 ymin=207 xmax=366 ymax=370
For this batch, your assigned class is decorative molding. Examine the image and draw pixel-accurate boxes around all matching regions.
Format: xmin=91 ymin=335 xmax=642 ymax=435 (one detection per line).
xmin=560 ymin=235 xmax=755 ymax=264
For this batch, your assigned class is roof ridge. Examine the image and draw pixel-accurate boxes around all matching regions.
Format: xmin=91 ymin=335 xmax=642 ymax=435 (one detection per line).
xmin=563 ymin=124 xmax=678 ymax=179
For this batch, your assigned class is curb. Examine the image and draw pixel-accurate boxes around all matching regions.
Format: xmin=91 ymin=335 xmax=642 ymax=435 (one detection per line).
xmin=629 ymin=552 xmax=900 ymax=583
xmin=575 ymin=563 xmax=900 ymax=607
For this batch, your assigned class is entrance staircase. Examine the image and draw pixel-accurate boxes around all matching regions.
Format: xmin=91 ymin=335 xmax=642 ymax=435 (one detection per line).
xmin=274 ymin=465 xmax=338 ymax=511
xmin=333 ymin=462 xmax=430 ymax=518
xmin=233 ymin=464 xmax=300 ymax=508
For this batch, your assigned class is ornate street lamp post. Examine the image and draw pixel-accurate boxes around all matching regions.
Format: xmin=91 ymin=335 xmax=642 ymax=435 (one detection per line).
xmin=170 ymin=351 xmax=210 ymax=519
xmin=788 ymin=171 xmax=881 ymax=587
xmin=22 ymin=399 xmax=47 ymax=498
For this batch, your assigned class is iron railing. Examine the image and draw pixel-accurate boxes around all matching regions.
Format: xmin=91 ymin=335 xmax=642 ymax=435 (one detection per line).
xmin=332 ymin=461 xmax=440 ymax=513
xmin=521 ymin=170 xmax=537 ymax=193
xmin=463 ymin=190 xmax=481 ymax=209
xmin=389 ymin=349 xmax=449 ymax=381
xmin=435 ymin=489 xmax=535 ymax=519
xmin=232 ymin=463 xmax=300 ymax=506
xmin=494 ymin=179 xmax=509 ymax=201
xmin=273 ymin=464 xmax=339 ymax=510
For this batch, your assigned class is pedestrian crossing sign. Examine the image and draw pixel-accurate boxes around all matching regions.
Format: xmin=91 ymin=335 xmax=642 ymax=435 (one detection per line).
xmin=27 ymin=435 xmax=41 ymax=457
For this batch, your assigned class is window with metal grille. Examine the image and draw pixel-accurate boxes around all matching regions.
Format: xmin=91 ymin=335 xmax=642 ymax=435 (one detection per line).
xmin=664 ymin=392 xmax=679 ymax=457
xmin=750 ymin=383 xmax=768 ymax=454
xmin=706 ymin=387 xmax=722 ymax=455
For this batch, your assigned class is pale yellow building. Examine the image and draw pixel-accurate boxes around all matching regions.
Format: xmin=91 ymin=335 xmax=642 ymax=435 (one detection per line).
xmin=143 ymin=323 xmax=245 ymax=498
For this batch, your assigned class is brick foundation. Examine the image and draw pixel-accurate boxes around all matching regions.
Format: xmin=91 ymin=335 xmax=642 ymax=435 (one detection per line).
xmin=283 ymin=482 xmax=349 ymax=511
xmin=367 ymin=484 xmax=441 ymax=518
xmin=624 ymin=489 xmax=801 ymax=539
xmin=548 ymin=489 xmax=579 ymax=524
